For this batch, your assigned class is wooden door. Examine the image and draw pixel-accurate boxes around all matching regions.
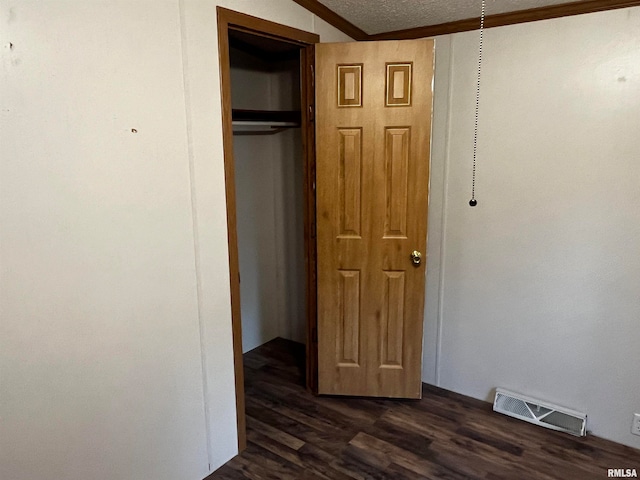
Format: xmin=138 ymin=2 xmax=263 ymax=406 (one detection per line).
xmin=315 ymin=39 xmax=434 ymax=398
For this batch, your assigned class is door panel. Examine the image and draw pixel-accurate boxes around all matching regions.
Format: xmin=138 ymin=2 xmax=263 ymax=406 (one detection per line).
xmin=337 ymin=269 xmax=361 ymax=366
xmin=338 ymin=128 xmax=363 ymax=237
xmin=316 ymin=40 xmax=434 ymax=398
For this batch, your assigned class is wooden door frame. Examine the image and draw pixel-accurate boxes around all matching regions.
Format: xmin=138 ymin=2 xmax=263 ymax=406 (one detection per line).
xmin=216 ymin=6 xmax=319 ymax=451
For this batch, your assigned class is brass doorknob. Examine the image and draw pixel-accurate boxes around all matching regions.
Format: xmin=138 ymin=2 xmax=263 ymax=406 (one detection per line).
xmin=410 ymin=250 xmax=422 ymax=266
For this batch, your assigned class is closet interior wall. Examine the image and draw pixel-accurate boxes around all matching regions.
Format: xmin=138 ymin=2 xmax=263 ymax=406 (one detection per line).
xmin=230 ymin=45 xmax=306 ymax=353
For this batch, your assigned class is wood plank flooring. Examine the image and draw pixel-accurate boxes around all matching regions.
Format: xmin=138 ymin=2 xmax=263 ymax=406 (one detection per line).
xmin=207 ymin=338 xmax=640 ymax=480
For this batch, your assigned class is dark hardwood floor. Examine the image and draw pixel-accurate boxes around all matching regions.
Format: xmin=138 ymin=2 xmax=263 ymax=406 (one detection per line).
xmin=207 ymin=337 xmax=640 ymax=480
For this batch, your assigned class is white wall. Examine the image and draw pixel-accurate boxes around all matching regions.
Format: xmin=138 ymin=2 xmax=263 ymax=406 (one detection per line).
xmin=0 ymin=1 xmax=352 ymax=480
xmin=424 ymin=7 xmax=640 ymax=449
xmin=0 ymin=2 xmax=210 ymax=480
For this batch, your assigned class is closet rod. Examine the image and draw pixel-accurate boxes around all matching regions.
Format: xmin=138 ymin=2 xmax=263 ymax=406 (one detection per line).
xmin=232 ymin=109 xmax=301 ymax=135
xmin=233 ymin=125 xmax=297 ymax=135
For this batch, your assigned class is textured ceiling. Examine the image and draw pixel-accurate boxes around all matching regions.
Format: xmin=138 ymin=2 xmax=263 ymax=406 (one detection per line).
xmin=317 ymin=0 xmax=576 ymax=35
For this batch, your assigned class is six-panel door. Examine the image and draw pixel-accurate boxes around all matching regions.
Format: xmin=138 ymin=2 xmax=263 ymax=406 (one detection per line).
xmin=316 ymin=39 xmax=434 ymax=398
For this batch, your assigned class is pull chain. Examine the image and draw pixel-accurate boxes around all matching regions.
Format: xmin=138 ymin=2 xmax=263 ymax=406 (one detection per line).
xmin=470 ymin=0 xmax=485 ymax=208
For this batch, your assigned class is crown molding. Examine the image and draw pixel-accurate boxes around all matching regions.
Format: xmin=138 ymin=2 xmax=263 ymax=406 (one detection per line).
xmin=292 ymin=0 xmax=640 ymax=42
xmin=368 ymin=0 xmax=640 ymax=40
xmin=291 ymin=0 xmax=368 ymax=40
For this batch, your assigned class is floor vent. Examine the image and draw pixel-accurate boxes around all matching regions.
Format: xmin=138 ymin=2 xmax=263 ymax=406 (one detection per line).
xmin=493 ymin=388 xmax=586 ymax=437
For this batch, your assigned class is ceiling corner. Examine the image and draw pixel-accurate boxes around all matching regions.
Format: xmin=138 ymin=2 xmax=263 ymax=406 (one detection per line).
xmin=291 ymin=0 xmax=370 ymax=41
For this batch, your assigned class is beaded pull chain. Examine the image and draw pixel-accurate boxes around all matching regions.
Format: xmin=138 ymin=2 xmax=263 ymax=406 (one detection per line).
xmin=470 ymin=0 xmax=486 ymax=208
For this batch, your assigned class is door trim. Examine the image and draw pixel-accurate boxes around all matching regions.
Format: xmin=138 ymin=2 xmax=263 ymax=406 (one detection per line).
xmin=216 ymin=6 xmax=319 ymax=451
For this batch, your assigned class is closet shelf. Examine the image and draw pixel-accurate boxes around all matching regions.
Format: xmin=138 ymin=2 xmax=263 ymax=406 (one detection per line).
xmin=232 ymin=109 xmax=301 ymax=135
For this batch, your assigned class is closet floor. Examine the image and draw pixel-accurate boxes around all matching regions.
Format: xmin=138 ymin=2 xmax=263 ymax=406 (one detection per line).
xmin=207 ymin=337 xmax=640 ymax=480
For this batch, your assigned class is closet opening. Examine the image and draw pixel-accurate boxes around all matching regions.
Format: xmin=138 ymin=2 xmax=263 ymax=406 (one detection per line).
xmin=217 ymin=7 xmax=319 ymax=451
